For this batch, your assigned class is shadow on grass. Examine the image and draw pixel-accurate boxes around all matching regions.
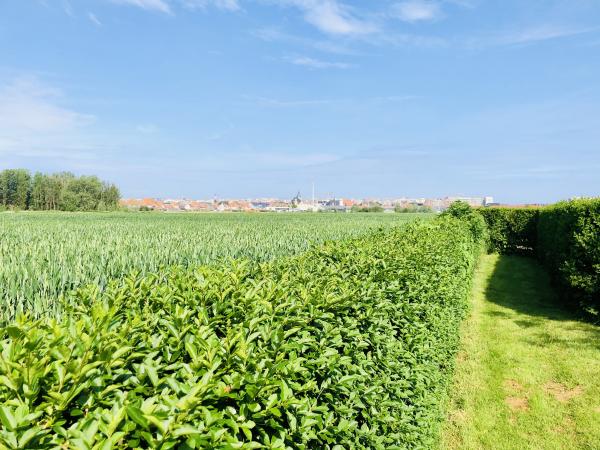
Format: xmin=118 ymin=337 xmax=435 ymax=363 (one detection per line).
xmin=485 ymin=255 xmax=600 ymax=350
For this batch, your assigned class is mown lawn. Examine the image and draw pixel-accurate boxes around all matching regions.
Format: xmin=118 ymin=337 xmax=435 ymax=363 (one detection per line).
xmin=442 ymin=254 xmax=600 ymax=450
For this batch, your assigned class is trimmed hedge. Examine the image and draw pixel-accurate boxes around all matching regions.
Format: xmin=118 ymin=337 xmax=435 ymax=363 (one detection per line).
xmin=537 ymin=199 xmax=600 ymax=318
xmin=0 ymin=218 xmax=482 ymax=449
xmin=442 ymin=201 xmax=489 ymax=246
xmin=478 ymin=207 xmax=539 ymax=254
xmin=478 ymin=200 xmax=600 ymax=319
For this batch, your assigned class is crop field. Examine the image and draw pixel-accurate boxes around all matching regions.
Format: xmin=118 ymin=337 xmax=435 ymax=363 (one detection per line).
xmin=0 ymin=211 xmax=430 ymax=322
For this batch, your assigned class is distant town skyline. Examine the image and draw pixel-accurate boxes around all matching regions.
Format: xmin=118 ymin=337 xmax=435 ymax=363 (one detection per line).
xmin=1 ymin=1 xmax=599 ymax=204
xmin=121 ymin=194 xmax=496 ymax=203
xmin=120 ymin=194 xmax=500 ymax=213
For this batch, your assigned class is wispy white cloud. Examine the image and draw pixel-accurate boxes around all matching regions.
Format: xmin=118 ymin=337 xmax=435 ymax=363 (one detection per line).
xmin=255 ymin=25 xmax=446 ymax=52
xmin=62 ymin=0 xmax=75 ymax=17
xmin=244 ymin=94 xmax=419 ymax=107
xmin=106 ymin=0 xmax=375 ymax=35
xmin=391 ymin=1 xmax=442 ymax=23
xmin=109 ymin=0 xmax=172 ymax=14
xmin=285 ymin=55 xmax=353 ymax=69
xmin=0 ymin=77 xmax=94 ymax=133
xmin=472 ymin=24 xmax=599 ymax=47
xmin=108 ymin=0 xmax=243 ymax=15
xmin=182 ymin=0 xmax=241 ymax=11
xmin=253 ymin=27 xmax=357 ymax=54
xmin=0 ymin=76 xmax=95 ymax=157
xmin=368 ymin=31 xmax=448 ymax=47
xmin=271 ymin=0 xmax=377 ymax=35
xmin=88 ymin=12 xmax=103 ymax=26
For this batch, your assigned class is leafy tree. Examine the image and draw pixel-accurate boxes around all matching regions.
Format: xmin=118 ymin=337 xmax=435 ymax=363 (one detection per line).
xmin=0 ymin=169 xmax=31 ymax=209
xmin=30 ymin=172 xmax=46 ymax=210
xmin=395 ymin=205 xmax=433 ymax=213
xmin=101 ymin=183 xmax=121 ymax=210
xmin=352 ymin=203 xmax=384 ymax=213
xmin=0 ymin=171 xmax=6 ymax=206
xmin=0 ymin=169 xmax=121 ymax=211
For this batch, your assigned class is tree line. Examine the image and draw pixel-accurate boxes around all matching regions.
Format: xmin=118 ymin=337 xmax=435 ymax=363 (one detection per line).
xmin=0 ymin=169 xmax=120 ymax=211
xmin=351 ymin=203 xmax=434 ymax=213
xmin=395 ymin=205 xmax=433 ymax=213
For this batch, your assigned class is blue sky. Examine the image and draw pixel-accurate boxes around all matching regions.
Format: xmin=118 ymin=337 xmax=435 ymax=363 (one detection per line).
xmin=1 ymin=0 xmax=599 ymax=202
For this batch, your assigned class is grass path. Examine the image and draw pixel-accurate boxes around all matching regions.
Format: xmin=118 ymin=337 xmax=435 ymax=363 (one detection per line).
xmin=442 ymin=254 xmax=600 ymax=450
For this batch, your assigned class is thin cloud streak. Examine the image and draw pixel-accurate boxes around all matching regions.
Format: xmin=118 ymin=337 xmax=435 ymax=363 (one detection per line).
xmin=469 ymin=24 xmax=600 ymax=47
xmin=109 ymin=0 xmax=172 ymax=14
xmin=62 ymin=0 xmax=75 ymax=17
xmin=252 ymin=27 xmax=358 ymax=55
xmin=181 ymin=0 xmax=241 ymax=11
xmin=243 ymin=94 xmax=419 ymax=107
xmin=88 ymin=12 xmax=103 ymax=26
xmin=285 ymin=55 xmax=353 ymax=69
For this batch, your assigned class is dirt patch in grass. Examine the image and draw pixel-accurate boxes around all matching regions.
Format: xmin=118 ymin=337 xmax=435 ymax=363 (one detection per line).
xmin=543 ymin=382 xmax=583 ymax=403
xmin=552 ymin=417 xmax=576 ymax=437
xmin=448 ymin=409 xmax=467 ymax=425
xmin=503 ymin=379 xmax=524 ymax=391
xmin=506 ymin=396 xmax=529 ymax=411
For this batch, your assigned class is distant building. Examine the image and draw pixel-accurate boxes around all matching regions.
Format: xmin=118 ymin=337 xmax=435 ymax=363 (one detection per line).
xmin=189 ymin=200 xmax=214 ymax=211
xmin=320 ymin=198 xmax=347 ymax=212
xmin=120 ymin=198 xmax=167 ymax=210
xmin=267 ymin=201 xmax=291 ymax=212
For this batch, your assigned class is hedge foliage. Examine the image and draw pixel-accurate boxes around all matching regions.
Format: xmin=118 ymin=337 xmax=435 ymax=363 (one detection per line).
xmin=0 ymin=218 xmax=482 ymax=449
xmin=537 ymin=199 xmax=600 ymax=318
xmin=478 ymin=199 xmax=600 ymax=318
xmin=442 ymin=201 xmax=489 ymax=246
xmin=478 ymin=208 xmax=539 ymax=254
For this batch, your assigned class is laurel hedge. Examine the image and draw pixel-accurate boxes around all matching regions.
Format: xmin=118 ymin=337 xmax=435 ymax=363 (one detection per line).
xmin=537 ymin=199 xmax=600 ymax=318
xmin=0 ymin=217 xmax=482 ymax=449
xmin=478 ymin=199 xmax=600 ymax=319
xmin=478 ymin=207 xmax=539 ymax=254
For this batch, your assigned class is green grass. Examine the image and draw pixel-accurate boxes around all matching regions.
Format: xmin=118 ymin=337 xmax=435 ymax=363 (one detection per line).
xmin=442 ymin=254 xmax=600 ymax=449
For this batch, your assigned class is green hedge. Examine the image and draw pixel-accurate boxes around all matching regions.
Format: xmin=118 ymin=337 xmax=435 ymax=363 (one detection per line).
xmin=478 ymin=208 xmax=539 ymax=254
xmin=537 ymin=199 xmax=600 ymax=318
xmin=0 ymin=218 xmax=482 ymax=449
xmin=442 ymin=201 xmax=489 ymax=246
xmin=478 ymin=200 xmax=600 ymax=319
